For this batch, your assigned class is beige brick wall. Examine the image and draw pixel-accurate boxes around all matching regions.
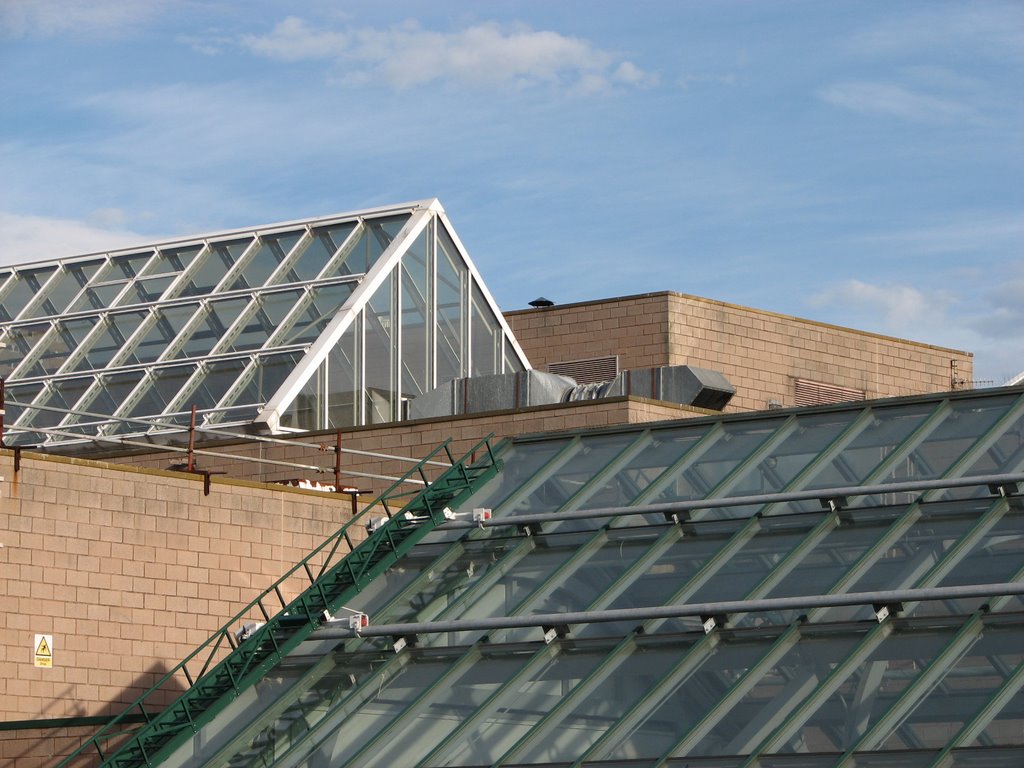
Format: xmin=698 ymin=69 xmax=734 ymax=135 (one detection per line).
xmin=506 ymin=292 xmax=973 ymax=413
xmin=0 ymin=449 xmax=356 ymax=756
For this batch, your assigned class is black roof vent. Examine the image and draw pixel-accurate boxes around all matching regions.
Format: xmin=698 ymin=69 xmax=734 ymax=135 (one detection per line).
xmin=528 ymin=297 xmax=554 ymax=308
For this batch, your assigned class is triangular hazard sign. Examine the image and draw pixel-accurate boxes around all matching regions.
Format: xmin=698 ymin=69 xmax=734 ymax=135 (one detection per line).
xmin=35 ymin=636 xmax=52 ymax=657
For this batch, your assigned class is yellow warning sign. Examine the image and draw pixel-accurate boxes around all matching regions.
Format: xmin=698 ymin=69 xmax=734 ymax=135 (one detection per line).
xmin=34 ymin=634 xmax=53 ymax=668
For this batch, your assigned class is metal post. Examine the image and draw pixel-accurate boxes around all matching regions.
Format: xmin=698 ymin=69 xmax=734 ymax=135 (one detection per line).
xmin=334 ymin=430 xmax=342 ymax=492
xmin=187 ymin=404 xmax=197 ymax=472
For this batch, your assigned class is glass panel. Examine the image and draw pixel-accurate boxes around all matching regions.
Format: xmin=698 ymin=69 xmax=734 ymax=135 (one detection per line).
xmin=575 ymin=427 xmax=708 ymax=510
xmin=24 ymin=259 xmax=104 ymax=318
xmin=121 ymin=275 xmax=175 ymax=305
xmin=719 ymin=411 xmax=857 ymax=505
xmin=505 ymin=433 xmax=641 ymax=518
xmin=183 ymin=358 xmax=250 ymax=412
xmin=510 ymin=639 xmax=691 ymax=765
xmin=282 ymin=360 xmax=323 ymax=431
xmin=70 ymin=311 xmax=148 ymax=372
xmin=30 ymin=377 xmax=95 ymax=428
xmin=4 ymin=382 xmax=43 ymax=442
xmin=69 ymin=370 xmax=145 ymax=427
xmin=426 ymin=643 xmax=611 ymax=766
xmin=288 ymin=222 xmax=357 ymax=282
xmin=173 ymin=297 xmax=250 ymax=359
xmin=352 ymin=651 xmax=535 ymax=766
xmin=140 ymin=244 xmax=202 ymax=277
xmin=401 ymin=228 xmax=431 ymax=400
xmin=179 ymin=239 xmax=249 ymax=297
xmin=226 ymin=290 xmax=303 ymax=353
xmin=649 ymin=418 xmax=784 ymax=511
xmin=882 ymin=395 xmax=1017 ymax=483
xmin=110 ymin=251 xmax=152 ymax=279
xmin=470 ymin=281 xmax=499 ymax=377
xmin=69 ymin=281 xmax=128 ymax=313
xmin=327 ymin=321 xmax=359 ymax=429
xmin=954 ymin=396 xmax=1024 ymax=481
xmin=228 ymin=231 xmax=303 ymax=290
xmin=361 ymin=214 xmax=407 ymax=273
xmin=504 ymin=336 xmax=524 ymax=373
xmin=878 ymin=626 xmax=1024 ymax=751
xmin=276 ymin=282 xmax=355 ymax=346
xmin=124 ymin=304 xmax=198 ymax=365
xmin=124 ymin=365 xmax=198 ymax=424
xmin=436 ymin=228 xmax=467 ymax=385
xmin=0 ymin=323 xmax=49 ymax=378
xmin=819 ymin=500 xmax=993 ymax=623
xmin=218 ymin=352 xmax=304 ymax=413
xmin=365 ymin=269 xmax=395 ymax=424
xmin=776 ymin=625 xmax=960 ymax=753
xmin=0 ymin=267 xmax=57 ymax=321
xmin=800 ymin=402 xmax=936 ymax=492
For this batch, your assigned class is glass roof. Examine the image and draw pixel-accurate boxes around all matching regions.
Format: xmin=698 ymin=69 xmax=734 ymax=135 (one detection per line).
xmin=0 ymin=199 xmax=529 ymax=446
xmin=150 ymin=386 xmax=1024 ymax=767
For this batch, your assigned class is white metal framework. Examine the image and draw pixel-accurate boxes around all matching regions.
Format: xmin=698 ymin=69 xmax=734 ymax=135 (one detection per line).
xmin=0 ymin=199 xmax=529 ymax=446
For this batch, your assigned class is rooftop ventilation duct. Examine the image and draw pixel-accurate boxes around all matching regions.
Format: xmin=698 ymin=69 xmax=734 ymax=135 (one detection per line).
xmin=408 ymin=365 xmax=734 ymax=420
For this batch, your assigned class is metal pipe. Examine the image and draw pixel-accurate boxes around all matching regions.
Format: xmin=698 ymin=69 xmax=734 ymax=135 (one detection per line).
xmin=311 ymin=581 xmax=1024 ymax=640
xmin=440 ymin=472 xmax=1024 ymax=530
xmin=5 ymin=398 xmax=450 ymax=467
xmin=11 ymin=424 xmax=425 ymax=486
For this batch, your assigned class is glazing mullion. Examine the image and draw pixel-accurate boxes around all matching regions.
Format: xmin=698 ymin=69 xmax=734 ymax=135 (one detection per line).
xmin=756 ymin=407 xmax=878 ymax=515
xmin=490 ymin=632 xmax=688 ymax=766
xmin=3 ymin=321 xmax=56 ymax=380
xmin=652 ymin=624 xmax=804 ymax=765
xmin=263 ymin=227 xmax=314 ymax=286
xmin=837 ymin=614 xmax=987 ymax=761
xmin=321 ymin=220 xmax=366 ymax=278
xmin=736 ymin=621 xmax=896 ymax=764
xmin=264 ymin=648 xmax=419 ymax=768
xmin=335 ymin=644 xmax=486 ymax=768
xmin=554 ymin=431 xmax=655 ymax=513
xmin=846 ymin=399 xmax=953 ymax=502
xmin=921 ymin=393 xmax=1024 ymax=500
xmin=413 ymin=644 xmax=564 ymax=768
xmin=212 ymin=235 xmax=263 ymax=295
xmin=927 ymin=572 xmax=1024 ymax=765
xmin=687 ymin=415 xmax=798 ymax=518
xmin=491 ymin=437 xmax=584 ymax=515
xmin=623 ymin=424 xmax=726 ymax=507
xmin=17 ymin=265 xmax=65 ymax=320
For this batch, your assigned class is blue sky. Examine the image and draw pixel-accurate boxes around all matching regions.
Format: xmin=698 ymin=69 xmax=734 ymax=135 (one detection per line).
xmin=2 ymin=1 xmax=1022 ymax=383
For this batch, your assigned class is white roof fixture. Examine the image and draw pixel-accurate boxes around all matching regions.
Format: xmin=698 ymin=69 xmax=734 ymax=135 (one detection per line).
xmin=0 ymin=199 xmax=530 ymax=447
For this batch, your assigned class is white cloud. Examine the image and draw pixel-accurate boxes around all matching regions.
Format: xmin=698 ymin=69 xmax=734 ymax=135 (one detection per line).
xmin=807 ymin=279 xmax=957 ymax=337
xmin=850 ymin=5 xmax=1024 ymax=59
xmin=238 ymin=17 xmax=657 ymax=92
xmin=818 ymin=81 xmax=976 ymax=122
xmin=0 ymin=211 xmax=152 ymax=267
xmin=855 ymin=214 xmax=1024 ymax=256
xmin=0 ymin=0 xmax=167 ymax=39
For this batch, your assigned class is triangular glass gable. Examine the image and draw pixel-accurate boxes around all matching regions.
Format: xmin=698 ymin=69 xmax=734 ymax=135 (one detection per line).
xmin=0 ymin=199 xmax=531 ymax=446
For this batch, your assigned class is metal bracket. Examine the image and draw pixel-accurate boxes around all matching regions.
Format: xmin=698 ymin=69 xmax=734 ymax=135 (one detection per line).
xmin=872 ymin=602 xmax=903 ymax=622
xmin=518 ymin=522 xmax=542 ymax=537
xmin=820 ymin=496 xmax=848 ymax=513
xmin=541 ymin=624 xmax=570 ymax=644
xmin=989 ymin=482 xmax=1021 ymax=498
xmin=701 ymin=613 xmax=728 ymax=634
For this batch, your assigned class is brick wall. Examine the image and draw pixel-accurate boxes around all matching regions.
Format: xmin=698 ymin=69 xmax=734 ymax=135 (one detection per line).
xmin=505 ymin=292 xmax=973 ymax=413
xmin=0 ymin=449 xmax=357 ymax=764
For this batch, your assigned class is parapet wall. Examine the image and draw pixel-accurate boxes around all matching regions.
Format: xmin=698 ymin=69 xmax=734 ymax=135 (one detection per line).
xmin=505 ymin=292 xmax=973 ymax=413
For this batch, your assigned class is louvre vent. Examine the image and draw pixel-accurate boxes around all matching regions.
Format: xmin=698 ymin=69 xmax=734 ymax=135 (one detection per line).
xmin=794 ymin=378 xmax=865 ymax=407
xmin=548 ymin=355 xmax=619 ymax=385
